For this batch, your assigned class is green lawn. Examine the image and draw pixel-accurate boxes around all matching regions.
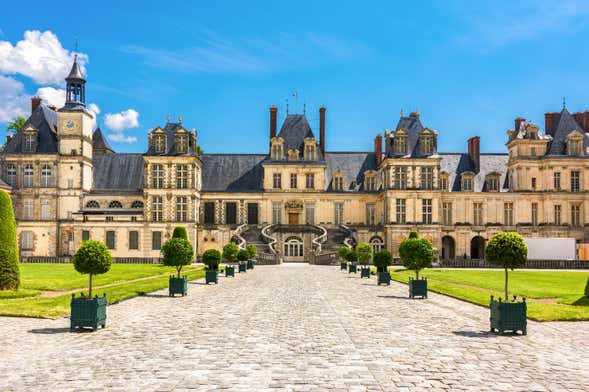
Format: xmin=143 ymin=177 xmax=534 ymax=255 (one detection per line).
xmin=389 ymin=269 xmax=589 ymax=321
xmin=0 ymin=264 xmax=205 ymax=318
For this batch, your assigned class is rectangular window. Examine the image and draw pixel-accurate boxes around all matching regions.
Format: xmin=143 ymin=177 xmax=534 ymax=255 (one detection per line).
xmin=82 ymin=230 xmax=90 ymax=241
xmin=106 ymin=216 xmax=114 ymax=222
xmin=473 ymin=202 xmax=483 ymax=226
xmin=422 ymin=199 xmax=432 ymax=224
xmin=365 ymin=176 xmax=376 ymax=191
xmin=129 ymin=231 xmax=139 ymax=250
xmin=394 ymin=167 xmax=407 ymax=190
xmin=6 ymin=165 xmax=16 ymax=186
xmin=487 ymin=177 xmax=499 ymax=192
xmin=462 ymin=177 xmax=472 ymax=191
xmin=176 ymin=196 xmax=188 ymax=222
xmin=306 ymin=173 xmax=315 ymax=189
xmin=554 ymin=172 xmax=561 ymax=190
xmin=366 ymin=204 xmax=376 ymax=226
xmin=531 ymin=203 xmax=538 ymax=226
xmin=272 ymin=202 xmax=281 ymax=224
xmin=106 ymin=231 xmax=115 ymax=250
xmin=40 ymin=199 xmax=51 ymax=220
xmin=176 ymin=165 xmax=188 ymax=189
xmin=334 ymin=202 xmax=344 ymax=225
xmin=531 ymin=177 xmax=537 ymax=190
xmin=23 ymin=199 xmax=34 ymax=220
xmin=152 ymin=164 xmax=164 ymax=189
xmin=504 ymin=202 xmax=513 ymax=226
xmin=571 ymin=171 xmax=580 ymax=192
xmin=396 ymin=199 xmax=406 ymax=224
xmin=305 ymin=204 xmax=315 ymax=225
xmin=247 ymin=203 xmax=258 ymax=224
xmin=204 ymin=202 xmax=215 ymax=224
xmin=290 ymin=173 xmax=297 ymax=189
xmin=273 ymin=173 xmax=282 ymax=189
xmin=554 ymin=205 xmax=561 ymax=225
xmin=572 ymin=204 xmax=581 ymax=227
xmin=334 ymin=176 xmax=344 ymax=191
xmin=41 ymin=165 xmax=52 ymax=187
xmin=225 ymin=202 xmax=237 ymax=225
xmin=443 ymin=202 xmax=452 ymax=225
xmin=21 ymin=232 xmax=33 ymax=250
xmin=152 ymin=196 xmax=163 ymax=222
xmin=24 ymin=134 xmax=35 ymax=152
xmin=421 ymin=167 xmax=433 ymax=190
xmin=152 ymin=231 xmax=162 ymax=250
xmin=439 ymin=177 xmax=447 ymax=191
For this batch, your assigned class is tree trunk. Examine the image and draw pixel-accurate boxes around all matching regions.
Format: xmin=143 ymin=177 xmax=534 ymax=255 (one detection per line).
xmin=416 ymin=269 xmax=419 ymax=279
xmin=177 ymin=266 xmax=181 ymax=279
xmin=89 ymin=273 xmax=93 ymax=298
xmin=504 ymin=267 xmax=509 ymax=300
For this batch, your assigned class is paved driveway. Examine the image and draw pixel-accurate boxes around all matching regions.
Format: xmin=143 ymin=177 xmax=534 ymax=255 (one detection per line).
xmin=0 ymin=264 xmax=588 ymax=391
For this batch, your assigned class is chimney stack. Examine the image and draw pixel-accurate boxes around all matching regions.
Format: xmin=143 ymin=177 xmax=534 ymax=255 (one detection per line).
xmin=468 ymin=136 xmax=480 ymax=173
xmin=319 ymin=106 xmax=326 ymax=156
xmin=6 ymin=135 xmax=13 ymax=144
xmin=514 ymin=117 xmax=525 ymax=131
xmin=269 ymin=106 xmax=277 ymax=140
xmin=544 ymin=112 xmax=559 ymax=135
xmin=31 ymin=96 xmax=42 ymax=114
xmin=572 ymin=110 xmax=589 ymax=132
xmin=374 ymin=134 xmax=383 ymax=166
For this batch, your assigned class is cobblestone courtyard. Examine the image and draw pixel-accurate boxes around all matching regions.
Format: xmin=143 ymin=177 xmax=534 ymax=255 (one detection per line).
xmin=0 ymin=264 xmax=588 ymax=391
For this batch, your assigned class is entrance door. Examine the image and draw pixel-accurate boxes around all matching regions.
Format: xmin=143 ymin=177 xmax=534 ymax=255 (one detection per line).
xmin=288 ymin=213 xmax=299 ymax=225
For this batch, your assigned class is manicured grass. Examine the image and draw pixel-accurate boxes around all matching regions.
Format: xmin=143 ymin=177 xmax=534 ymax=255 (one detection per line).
xmin=0 ymin=289 xmax=40 ymax=299
xmin=0 ymin=264 xmax=205 ymax=318
xmin=389 ymin=269 xmax=589 ymax=321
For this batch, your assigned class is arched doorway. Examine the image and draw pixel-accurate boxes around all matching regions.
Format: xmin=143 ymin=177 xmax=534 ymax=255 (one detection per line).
xmin=284 ymin=236 xmax=304 ymax=261
xmin=470 ymin=236 xmax=486 ymax=259
xmin=370 ymin=236 xmax=384 ymax=258
xmin=441 ymin=236 xmax=455 ymax=260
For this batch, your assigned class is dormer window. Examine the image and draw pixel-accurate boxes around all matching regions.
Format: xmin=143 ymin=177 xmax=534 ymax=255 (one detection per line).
xmin=419 ymin=130 xmax=435 ymax=155
xmin=271 ymin=138 xmax=284 ymax=160
xmin=394 ymin=130 xmax=408 ymax=155
xmin=486 ymin=173 xmax=500 ymax=192
xmin=153 ymin=133 xmax=166 ymax=153
xmin=364 ymin=171 xmax=377 ymax=191
xmin=568 ymin=136 xmax=583 ymax=156
xmin=287 ymin=148 xmax=299 ymax=161
xmin=439 ymin=172 xmax=449 ymax=191
xmin=333 ymin=171 xmax=345 ymax=191
xmin=22 ymin=129 xmax=37 ymax=153
xmin=461 ymin=172 xmax=474 ymax=192
xmin=175 ymin=133 xmax=188 ymax=154
xmin=305 ymin=144 xmax=316 ymax=161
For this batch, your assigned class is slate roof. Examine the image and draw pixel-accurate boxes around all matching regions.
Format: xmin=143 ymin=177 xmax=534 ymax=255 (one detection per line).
xmin=325 ymin=152 xmax=378 ymax=191
xmin=275 ymin=114 xmax=324 ymax=160
xmin=387 ymin=113 xmax=437 ymax=158
xmin=144 ymin=122 xmax=199 ymax=156
xmin=201 ymin=154 xmax=266 ymax=192
xmin=66 ymin=56 xmax=85 ymax=81
xmin=546 ymin=108 xmax=589 ymax=155
xmin=1 ymin=104 xmax=58 ymax=154
xmin=92 ymin=127 xmax=114 ymax=153
xmin=0 ymin=178 xmax=11 ymax=190
xmin=511 ymin=120 xmax=551 ymax=141
xmin=440 ymin=153 xmax=509 ymax=192
xmin=92 ymin=153 xmax=144 ymax=191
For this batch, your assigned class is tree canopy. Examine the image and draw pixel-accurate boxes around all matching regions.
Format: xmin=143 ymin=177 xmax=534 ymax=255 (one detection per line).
xmin=222 ymin=243 xmax=239 ymax=262
xmin=172 ymin=226 xmax=188 ymax=240
xmin=486 ymin=231 xmax=528 ymax=299
xmin=373 ymin=249 xmax=393 ymax=271
xmin=398 ymin=232 xmax=433 ymax=279
xmin=162 ymin=237 xmax=194 ymax=278
xmin=356 ymin=242 xmax=373 ymax=264
xmin=345 ymin=250 xmax=358 ymax=263
xmin=73 ymin=240 xmax=112 ymax=297
xmin=246 ymin=244 xmax=257 ymax=259
xmin=338 ymin=246 xmax=351 ymax=261
xmin=202 ymin=249 xmax=221 ymax=270
xmin=237 ymin=249 xmax=249 ymax=263
xmin=0 ymin=190 xmax=19 ymax=290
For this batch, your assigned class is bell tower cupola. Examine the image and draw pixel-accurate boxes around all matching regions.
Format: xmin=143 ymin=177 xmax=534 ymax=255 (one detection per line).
xmin=64 ymin=55 xmax=86 ymax=109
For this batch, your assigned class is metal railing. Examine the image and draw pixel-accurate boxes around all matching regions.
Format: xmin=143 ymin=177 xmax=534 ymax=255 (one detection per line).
xmin=261 ymin=224 xmax=279 ymax=254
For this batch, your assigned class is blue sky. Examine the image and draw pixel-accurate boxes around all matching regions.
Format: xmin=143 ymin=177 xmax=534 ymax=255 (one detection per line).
xmin=1 ymin=0 xmax=589 ymax=154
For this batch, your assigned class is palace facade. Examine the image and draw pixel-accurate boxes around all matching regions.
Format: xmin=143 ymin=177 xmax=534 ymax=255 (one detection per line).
xmin=2 ymin=58 xmax=589 ymax=262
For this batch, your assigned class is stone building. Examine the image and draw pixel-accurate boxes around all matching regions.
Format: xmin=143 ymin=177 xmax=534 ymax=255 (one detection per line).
xmin=1 ymin=58 xmax=588 ymax=261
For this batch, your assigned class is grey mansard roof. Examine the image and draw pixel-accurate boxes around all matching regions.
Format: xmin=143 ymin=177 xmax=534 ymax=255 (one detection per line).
xmin=546 ymin=108 xmax=589 ymax=155
xmin=92 ymin=153 xmax=144 ymax=192
xmin=1 ymin=104 xmax=58 ymax=154
xmin=145 ymin=122 xmax=199 ymax=156
xmin=325 ymin=152 xmax=378 ymax=191
xmin=275 ymin=114 xmax=324 ymax=160
xmin=440 ymin=153 xmax=509 ymax=192
xmin=201 ymin=154 xmax=266 ymax=192
xmin=387 ymin=113 xmax=437 ymax=158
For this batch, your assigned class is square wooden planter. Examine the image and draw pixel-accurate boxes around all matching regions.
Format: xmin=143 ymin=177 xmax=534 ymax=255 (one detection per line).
xmin=206 ymin=270 xmax=219 ymax=284
xmin=238 ymin=263 xmax=247 ymax=273
xmin=169 ymin=276 xmax=188 ymax=297
xmin=360 ymin=267 xmax=371 ymax=278
xmin=409 ymin=278 xmax=428 ymax=298
xmin=348 ymin=263 xmax=357 ymax=274
xmin=340 ymin=262 xmax=347 ymax=271
xmin=70 ymin=293 xmax=107 ymax=332
xmin=247 ymin=260 xmax=254 ymax=270
xmin=377 ymin=272 xmax=391 ymax=285
xmin=490 ymin=296 xmax=527 ymax=335
xmin=225 ymin=266 xmax=235 ymax=277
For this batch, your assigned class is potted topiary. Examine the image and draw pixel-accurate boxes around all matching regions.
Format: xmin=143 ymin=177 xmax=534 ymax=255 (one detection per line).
xmin=346 ymin=250 xmax=358 ymax=273
xmin=246 ymin=244 xmax=257 ymax=270
xmin=202 ymin=249 xmax=221 ymax=284
xmin=374 ymin=249 xmax=393 ymax=285
xmin=223 ymin=243 xmax=240 ymax=274
xmin=237 ymin=249 xmax=249 ymax=272
xmin=338 ymin=246 xmax=350 ymax=271
xmin=356 ymin=242 xmax=373 ymax=278
xmin=162 ymin=237 xmax=194 ymax=297
xmin=399 ymin=231 xmax=433 ymax=298
xmin=172 ymin=226 xmax=188 ymax=240
xmin=0 ymin=190 xmax=19 ymax=290
xmin=71 ymin=240 xmax=112 ymax=332
xmin=486 ymin=231 xmax=528 ymax=335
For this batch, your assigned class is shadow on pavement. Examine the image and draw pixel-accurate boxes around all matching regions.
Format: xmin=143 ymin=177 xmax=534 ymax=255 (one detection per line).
xmin=29 ymin=327 xmax=72 ymax=334
xmin=452 ymin=330 xmax=503 ymax=338
xmin=377 ymin=295 xmax=412 ymax=300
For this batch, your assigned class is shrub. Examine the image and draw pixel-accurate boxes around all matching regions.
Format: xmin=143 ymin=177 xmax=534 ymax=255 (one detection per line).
xmin=202 ymin=249 xmax=221 ymax=271
xmin=345 ymin=250 xmax=358 ymax=263
xmin=356 ymin=242 xmax=373 ymax=265
xmin=223 ymin=243 xmax=239 ymax=263
xmin=585 ymin=277 xmax=589 ymax=298
xmin=0 ymin=190 xmax=19 ymax=290
xmin=162 ymin=237 xmax=194 ymax=278
xmin=237 ymin=249 xmax=249 ymax=263
xmin=172 ymin=226 xmax=188 ymax=240
xmin=73 ymin=240 xmax=112 ymax=297
xmin=338 ymin=246 xmax=351 ymax=261
xmin=399 ymin=232 xmax=433 ymax=279
xmin=373 ymin=249 xmax=393 ymax=272
xmin=246 ymin=244 xmax=257 ymax=260
xmin=486 ymin=231 xmax=527 ymax=299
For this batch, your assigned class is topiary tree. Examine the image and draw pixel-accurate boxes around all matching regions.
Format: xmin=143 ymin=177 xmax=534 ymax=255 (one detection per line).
xmin=162 ymin=237 xmax=194 ymax=278
xmin=584 ymin=277 xmax=589 ymax=298
xmin=338 ymin=246 xmax=351 ymax=262
xmin=237 ymin=249 xmax=249 ymax=264
xmin=345 ymin=250 xmax=358 ymax=263
xmin=356 ymin=242 xmax=373 ymax=265
xmin=0 ymin=190 xmax=19 ymax=290
xmin=398 ymin=231 xmax=433 ymax=279
xmin=172 ymin=226 xmax=188 ymax=240
xmin=202 ymin=249 xmax=221 ymax=271
xmin=246 ymin=244 xmax=257 ymax=260
xmin=223 ymin=242 xmax=239 ymax=263
xmin=373 ymin=249 xmax=393 ymax=272
xmin=485 ymin=231 xmax=527 ymax=300
xmin=73 ymin=240 xmax=112 ymax=298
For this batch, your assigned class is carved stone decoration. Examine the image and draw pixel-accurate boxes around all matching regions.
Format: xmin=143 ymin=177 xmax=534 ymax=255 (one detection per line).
xmin=285 ymin=200 xmax=304 ymax=211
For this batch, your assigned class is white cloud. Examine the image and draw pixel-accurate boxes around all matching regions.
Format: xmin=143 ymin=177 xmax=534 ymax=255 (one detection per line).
xmin=0 ymin=30 xmax=87 ymax=85
xmin=0 ymin=75 xmax=29 ymax=122
xmin=105 ymin=109 xmax=139 ymax=143
xmin=36 ymin=87 xmax=65 ymax=108
xmin=88 ymin=103 xmax=100 ymax=116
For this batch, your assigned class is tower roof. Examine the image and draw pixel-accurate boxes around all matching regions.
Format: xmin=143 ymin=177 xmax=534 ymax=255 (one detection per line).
xmin=66 ymin=55 xmax=85 ymax=81
xmin=92 ymin=127 xmax=115 ymax=154
xmin=547 ymin=108 xmax=589 ymax=155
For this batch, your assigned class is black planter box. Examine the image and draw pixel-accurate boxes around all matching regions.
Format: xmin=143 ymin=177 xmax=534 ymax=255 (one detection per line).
xmin=169 ymin=276 xmax=188 ymax=297
xmin=348 ymin=263 xmax=357 ymax=274
xmin=377 ymin=272 xmax=391 ymax=285
xmin=225 ymin=266 xmax=235 ymax=277
xmin=238 ymin=263 xmax=247 ymax=273
xmin=490 ymin=296 xmax=527 ymax=335
xmin=409 ymin=278 xmax=427 ymax=298
xmin=70 ymin=293 xmax=107 ymax=332
xmin=340 ymin=262 xmax=347 ymax=271
xmin=247 ymin=260 xmax=254 ymax=270
xmin=206 ymin=270 xmax=219 ymax=284
xmin=360 ymin=267 xmax=371 ymax=278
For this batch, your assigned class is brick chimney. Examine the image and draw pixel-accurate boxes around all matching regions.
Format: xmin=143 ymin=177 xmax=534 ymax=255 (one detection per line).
xmin=31 ymin=96 xmax=42 ymax=114
xmin=319 ymin=106 xmax=326 ymax=156
xmin=572 ymin=110 xmax=589 ymax=132
xmin=514 ymin=117 xmax=525 ymax=131
xmin=467 ymin=136 xmax=480 ymax=173
xmin=269 ymin=106 xmax=277 ymax=140
xmin=374 ymin=134 xmax=383 ymax=165
xmin=6 ymin=135 xmax=13 ymax=144
xmin=544 ymin=112 xmax=559 ymax=135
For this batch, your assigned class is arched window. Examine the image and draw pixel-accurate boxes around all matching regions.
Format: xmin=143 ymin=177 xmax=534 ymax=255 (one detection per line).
xmin=85 ymin=200 xmax=100 ymax=208
xmin=131 ymin=200 xmax=144 ymax=209
xmin=5 ymin=164 xmax=16 ymax=186
xmin=23 ymin=164 xmax=34 ymax=187
xmin=370 ymin=236 xmax=384 ymax=256
xmin=41 ymin=164 xmax=52 ymax=187
xmin=108 ymin=201 xmax=123 ymax=208
xmin=284 ymin=237 xmax=304 ymax=257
